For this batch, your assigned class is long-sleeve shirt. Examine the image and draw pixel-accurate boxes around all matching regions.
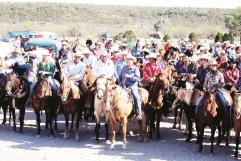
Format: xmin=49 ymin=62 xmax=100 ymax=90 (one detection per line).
xmin=82 ymin=55 xmax=97 ymax=68
xmin=174 ymin=61 xmax=188 ymax=74
xmin=115 ymin=58 xmax=126 ymax=79
xmin=63 ymin=60 xmax=86 ymax=82
xmin=8 ymin=55 xmax=25 ymax=65
xmin=37 ymin=62 xmax=55 ymax=76
xmin=196 ymin=66 xmax=208 ymax=86
xmin=143 ymin=62 xmax=161 ymax=82
xmin=92 ymin=59 xmax=115 ymax=78
xmin=204 ymin=70 xmax=224 ymax=91
xmin=224 ymin=67 xmax=239 ymax=84
xmin=120 ymin=65 xmax=140 ymax=87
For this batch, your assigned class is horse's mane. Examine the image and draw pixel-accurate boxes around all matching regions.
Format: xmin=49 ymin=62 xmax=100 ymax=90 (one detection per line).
xmin=200 ymin=92 xmax=218 ymax=117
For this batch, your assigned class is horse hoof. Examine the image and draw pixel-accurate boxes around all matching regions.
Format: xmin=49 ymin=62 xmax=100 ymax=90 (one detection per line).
xmin=106 ymin=140 xmax=111 ymax=144
xmin=172 ymin=125 xmax=177 ymax=129
xmin=109 ymin=144 xmax=115 ymax=150
xmin=144 ymin=137 xmax=148 ymax=143
xmin=36 ymin=135 xmax=40 ymax=139
xmin=122 ymin=144 xmax=127 ymax=150
xmin=209 ymin=152 xmax=214 ymax=156
xmin=75 ymin=137 xmax=80 ymax=142
xmin=63 ymin=134 xmax=68 ymax=139
xmin=185 ymin=138 xmax=191 ymax=142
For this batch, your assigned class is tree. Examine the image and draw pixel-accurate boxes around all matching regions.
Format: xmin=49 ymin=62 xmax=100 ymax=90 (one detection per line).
xmin=188 ymin=32 xmax=197 ymax=42
xmin=113 ymin=33 xmax=124 ymax=41
xmin=123 ymin=30 xmax=136 ymax=42
xmin=225 ymin=7 xmax=241 ymax=44
xmin=223 ymin=33 xmax=234 ymax=43
xmin=214 ymin=32 xmax=223 ymax=43
xmin=163 ymin=34 xmax=170 ymax=42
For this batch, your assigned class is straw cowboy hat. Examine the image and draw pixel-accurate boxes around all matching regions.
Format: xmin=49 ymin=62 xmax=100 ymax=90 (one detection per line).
xmin=208 ymin=59 xmax=218 ymax=66
xmin=215 ymin=42 xmax=222 ymax=46
xmin=146 ymin=52 xmax=157 ymax=59
xmin=126 ymin=55 xmax=136 ymax=62
xmin=189 ymin=56 xmax=198 ymax=62
xmin=41 ymin=49 xmax=50 ymax=56
xmin=80 ymin=48 xmax=92 ymax=55
xmin=121 ymin=50 xmax=130 ymax=55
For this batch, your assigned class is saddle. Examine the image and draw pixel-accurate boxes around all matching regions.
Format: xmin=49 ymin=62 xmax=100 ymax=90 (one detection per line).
xmin=220 ymin=88 xmax=233 ymax=106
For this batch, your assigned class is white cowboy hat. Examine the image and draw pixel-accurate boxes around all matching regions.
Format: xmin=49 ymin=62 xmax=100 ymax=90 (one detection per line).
xmin=199 ymin=46 xmax=207 ymax=51
xmin=111 ymin=45 xmax=119 ymax=53
xmin=61 ymin=41 xmax=68 ymax=46
xmin=74 ymin=50 xmax=82 ymax=57
xmin=80 ymin=48 xmax=92 ymax=55
xmin=208 ymin=59 xmax=218 ymax=66
xmin=189 ymin=56 xmax=198 ymax=62
xmin=121 ymin=50 xmax=130 ymax=55
xmin=12 ymin=47 xmax=21 ymax=54
xmin=188 ymin=43 xmax=193 ymax=47
xmin=100 ymin=49 xmax=109 ymax=57
xmin=146 ymin=53 xmax=157 ymax=59
xmin=179 ymin=53 xmax=186 ymax=57
xmin=142 ymin=48 xmax=150 ymax=53
xmin=215 ymin=42 xmax=221 ymax=45
xmin=198 ymin=54 xmax=209 ymax=60
xmin=126 ymin=55 xmax=136 ymax=62
xmin=41 ymin=49 xmax=50 ymax=56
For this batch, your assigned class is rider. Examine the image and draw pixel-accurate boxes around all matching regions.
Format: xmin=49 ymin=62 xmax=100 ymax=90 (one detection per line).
xmin=224 ymin=59 xmax=239 ymax=86
xmin=174 ymin=54 xmax=188 ymax=74
xmin=58 ymin=41 xmax=71 ymax=61
xmin=196 ymin=54 xmax=209 ymax=88
xmin=115 ymin=50 xmax=130 ymax=81
xmin=63 ymin=49 xmax=87 ymax=95
xmin=82 ymin=48 xmax=97 ymax=68
xmin=119 ymin=54 xmax=142 ymax=120
xmin=143 ymin=52 xmax=162 ymax=91
xmin=92 ymin=49 xmax=116 ymax=79
xmin=29 ymin=49 xmax=58 ymax=96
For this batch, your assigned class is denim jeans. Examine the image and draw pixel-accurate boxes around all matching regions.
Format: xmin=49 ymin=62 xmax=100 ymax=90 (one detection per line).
xmin=128 ymin=85 xmax=142 ymax=114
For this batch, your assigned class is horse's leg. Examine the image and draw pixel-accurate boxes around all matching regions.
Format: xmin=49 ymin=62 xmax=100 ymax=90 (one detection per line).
xmin=9 ymin=104 xmax=12 ymax=126
xmin=105 ymin=122 xmax=109 ymax=142
xmin=45 ymin=111 xmax=49 ymax=129
xmin=109 ymin=118 xmax=116 ymax=150
xmin=185 ymin=108 xmax=193 ymax=142
xmin=217 ymin=123 xmax=222 ymax=146
xmin=64 ymin=113 xmax=69 ymax=139
xmin=19 ymin=107 xmax=25 ymax=133
xmin=178 ymin=107 xmax=183 ymax=130
xmin=48 ymin=109 xmax=54 ymax=137
xmin=11 ymin=106 xmax=16 ymax=131
xmin=144 ymin=110 xmax=150 ymax=142
xmin=235 ymin=131 xmax=240 ymax=158
xmin=198 ymin=126 xmax=204 ymax=153
xmin=173 ymin=105 xmax=178 ymax=129
xmin=225 ymin=121 xmax=230 ymax=147
xmin=122 ymin=117 xmax=128 ymax=150
xmin=210 ymin=125 xmax=216 ymax=154
xmin=54 ymin=114 xmax=58 ymax=131
xmin=70 ymin=113 xmax=74 ymax=132
xmin=75 ymin=112 xmax=81 ymax=141
xmin=35 ymin=110 xmax=41 ymax=138
xmin=156 ymin=109 xmax=161 ymax=139
xmin=2 ymin=104 xmax=7 ymax=125
xmin=95 ymin=115 xmax=101 ymax=143
xmin=149 ymin=109 xmax=155 ymax=139
xmin=138 ymin=119 xmax=143 ymax=142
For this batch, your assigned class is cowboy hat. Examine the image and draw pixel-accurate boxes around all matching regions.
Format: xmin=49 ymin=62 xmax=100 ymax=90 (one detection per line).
xmin=126 ymin=55 xmax=136 ymax=62
xmin=41 ymin=49 xmax=50 ymax=56
xmin=12 ymin=47 xmax=21 ymax=54
xmin=74 ymin=50 xmax=82 ymax=57
xmin=208 ymin=59 xmax=218 ymax=66
xmin=146 ymin=53 xmax=157 ymax=59
xmin=228 ymin=59 xmax=237 ymax=64
xmin=215 ymin=42 xmax=221 ymax=46
xmin=218 ymin=50 xmax=226 ymax=56
xmin=189 ymin=56 xmax=198 ymax=62
xmin=111 ymin=45 xmax=119 ymax=53
xmin=121 ymin=50 xmax=130 ymax=55
xmin=80 ymin=48 xmax=92 ymax=55
xmin=142 ymin=48 xmax=150 ymax=53
xmin=198 ymin=54 xmax=209 ymax=60
xmin=61 ymin=41 xmax=68 ymax=46
xmin=100 ymin=49 xmax=109 ymax=57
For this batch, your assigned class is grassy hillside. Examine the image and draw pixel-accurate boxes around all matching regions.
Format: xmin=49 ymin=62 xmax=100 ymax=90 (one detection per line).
xmin=0 ymin=2 xmax=234 ymax=39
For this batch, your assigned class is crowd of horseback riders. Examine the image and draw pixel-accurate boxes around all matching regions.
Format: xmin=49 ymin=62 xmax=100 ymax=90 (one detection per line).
xmin=1 ymin=36 xmax=241 ymax=157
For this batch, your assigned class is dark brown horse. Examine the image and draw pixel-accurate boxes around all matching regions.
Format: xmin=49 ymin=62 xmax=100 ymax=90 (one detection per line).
xmin=0 ymin=73 xmax=10 ymax=125
xmin=5 ymin=73 xmax=29 ymax=132
xmin=147 ymin=74 xmax=169 ymax=139
xmin=59 ymin=79 xmax=82 ymax=141
xmin=31 ymin=74 xmax=59 ymax=138
xmin=195 ymin=91 xmax=221 ymax=154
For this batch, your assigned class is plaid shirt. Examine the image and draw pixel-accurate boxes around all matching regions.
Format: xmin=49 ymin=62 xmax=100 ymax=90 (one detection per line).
xmin=204 ymin=70 xmax=224 ymax=91
xmin=143 ymin=62 xmax=161 ymax=81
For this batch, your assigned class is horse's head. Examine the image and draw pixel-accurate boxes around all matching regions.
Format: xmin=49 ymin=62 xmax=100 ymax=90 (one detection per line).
xmin=105 ymin=84 xmax=118 ymax=111
xmin=233 ymin=92 xmax=241 ymax=119
xmin=5 ymin=72 xmax=20 ymax=97
xmin=35 ymin=78 xmax=52 ymax=99
xmin=95 ymin=76 xmax=108 ymax=100
xmin=60 ymin=80 xmax=71 ymax=103
xmin=201 ymin=91 xmax=218 ymax=117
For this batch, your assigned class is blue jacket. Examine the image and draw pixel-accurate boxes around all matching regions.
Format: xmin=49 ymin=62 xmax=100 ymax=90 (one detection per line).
xmin=119 ymin=65 xmax=140 ymax=87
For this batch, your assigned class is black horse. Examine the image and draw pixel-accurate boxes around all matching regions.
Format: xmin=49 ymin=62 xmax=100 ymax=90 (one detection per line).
xmin=0 ymin=73 xmax=10 ymax=125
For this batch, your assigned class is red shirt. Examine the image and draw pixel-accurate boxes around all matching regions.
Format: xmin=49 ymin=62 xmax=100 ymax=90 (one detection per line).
xmin=224 ymin=67 xmax=239 ymax=84
xmin=143 ymin=62 xmax=161 ymax=81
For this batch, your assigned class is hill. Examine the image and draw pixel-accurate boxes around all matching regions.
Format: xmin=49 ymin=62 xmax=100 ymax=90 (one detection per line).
xmin=0 ymin=2 xmax=234 ymax=39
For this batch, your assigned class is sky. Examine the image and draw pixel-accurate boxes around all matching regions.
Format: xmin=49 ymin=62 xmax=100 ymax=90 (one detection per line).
xmin=0 ymin=0 xmax=240 ymax=8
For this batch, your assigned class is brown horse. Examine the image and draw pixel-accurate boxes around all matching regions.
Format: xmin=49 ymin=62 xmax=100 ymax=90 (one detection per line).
xmin=83 ymin=66 xmax=95 ymax=88
xmin=5 ymin=73 xmax=29 ymax=132
xmin=195 ymin=91 xmax=221 ymax=154
xmin=106 ymin=83 xmax=149 ymax=149
xmin=31 ymin=74 xmax=59 ymax=138
xmin=59 ymin=79 xmax=81 ymax=141
xmin=147 ymin=73 xmax=169 ymax=139
xmin=233 ymin=92 xmax=241 ymax=158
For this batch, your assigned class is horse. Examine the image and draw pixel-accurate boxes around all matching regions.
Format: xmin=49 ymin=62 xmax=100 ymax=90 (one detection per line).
xmin=195 ymin=91 xmax=221 ymax=154
xmin=94 ymin=76 xmax=111 ymax=143
xmin=105 ymin=81 xmax=149 ymax=149
xmin=59 ymin=79 xmax=82 ymax=141
xmin=0 ymin=73 xmax=10 ymax=125
xmin=31 ymin=74 xmax=60 ymax=138
xmin=5 ymin=73 xmax=29 ymax=132
xmin=147 ymin=73 xmax=169 ymax=139
xmin=233 ymin=92 xmax=241 ymax=158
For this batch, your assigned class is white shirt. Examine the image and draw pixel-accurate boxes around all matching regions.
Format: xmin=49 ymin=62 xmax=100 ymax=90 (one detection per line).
xmin=82 ymin=55 xmax=97 ymax=67
xmin=92 ymin=59 xmax=115 ymax=78
xmin=63 ymin=60 xmax=86 ymax=82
